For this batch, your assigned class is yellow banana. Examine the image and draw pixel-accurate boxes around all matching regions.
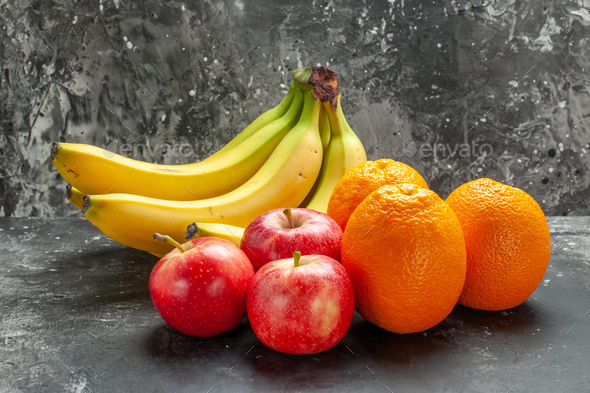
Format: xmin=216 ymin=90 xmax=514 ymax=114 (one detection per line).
xmin=184 ymin=222 xmax=244 ymax=247
xmin=66 ymin=184 xmax=166 ymax=256
xmin=51 ymin=85 xmax=304 ymax=201
xmin=82 ymin=89 xmax=324 ymax=255
xmin=301 ymin=97 xmax=367 ymax=213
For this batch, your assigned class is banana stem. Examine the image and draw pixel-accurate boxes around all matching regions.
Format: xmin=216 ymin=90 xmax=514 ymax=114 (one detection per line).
xmin=293 ymin=68 xmax=313 ymax=85
xmin=153 ymin=233 xmax=186 ymax=253
xmin=292 ymin=66 xmax=339 ymax=110
xmin=283 ymin=207 xmax=294 ymax=228
xmin=50 ymin=142 xmax=59 ymax=161
xmin=293 ymin=251 xmax=301 ymax=268
xmin=185 ymin=223 xmax=199 ymax=240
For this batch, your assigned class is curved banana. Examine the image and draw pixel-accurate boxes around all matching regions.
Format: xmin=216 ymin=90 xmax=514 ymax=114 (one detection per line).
xmin=203 ymin=82 xmax=296 ymax=161
xmin=51 ymin=85 xmax=304 ymax=201
xmin=318 ymin=104 xmax=331 ymax=152
xmin=67 ymin=184 xmax=165 ymax=257
xmin=301 ymin=97 xmax=367 ymax=213
xmin=298 ymin=102 xmax=332 ymax=208
xmin=82 ymin=90 xmax=324 ymax=255
xmin=184 ymin=222 xmax=244 ymax=247
xmin=66 ymin=184 xmax=85 ymax=211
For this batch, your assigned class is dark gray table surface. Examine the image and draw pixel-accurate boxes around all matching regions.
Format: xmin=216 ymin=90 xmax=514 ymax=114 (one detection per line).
xmin=0 ymin=216 xmax=589 ymax=392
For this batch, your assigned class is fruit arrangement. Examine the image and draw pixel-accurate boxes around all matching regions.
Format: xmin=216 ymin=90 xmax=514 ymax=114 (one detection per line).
xmin=51 ymin=66 xmax=552 ymax=355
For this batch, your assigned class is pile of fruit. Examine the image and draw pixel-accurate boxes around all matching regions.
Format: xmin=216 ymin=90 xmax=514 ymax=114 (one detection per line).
xmin=51 ymin=67 xmax=551 ymax=355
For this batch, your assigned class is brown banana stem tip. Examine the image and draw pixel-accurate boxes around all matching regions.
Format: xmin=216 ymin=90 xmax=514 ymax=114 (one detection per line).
xmin=50 ymin=142 xmax=60 ymax=161
xmin=308 ymin=66 xmax=339 ymax=110
xmin=82 ymin=196 xmax=90 ymax=214
xmin=185 ymin=222 xmax=198 ymax=240
xmin=294 ymin=66 xmax=340 ymax=110
xmin=153 ymin=233 xmax=167 ymax=242
xmin=66 ymin=184 xmax=72 ymax=199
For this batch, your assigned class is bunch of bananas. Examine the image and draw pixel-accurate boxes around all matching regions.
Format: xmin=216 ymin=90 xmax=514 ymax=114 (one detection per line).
xmin=53 ymin=67 xmax=366 ymax=256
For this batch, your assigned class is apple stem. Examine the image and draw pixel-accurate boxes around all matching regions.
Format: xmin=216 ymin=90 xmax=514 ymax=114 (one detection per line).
xmin=293 ymin=251 xmax=301 ymax=268
xmin=283 ymin=207 xmax=294 ymax=228
xmin=153 ymin=233 xmax=186 ymax=253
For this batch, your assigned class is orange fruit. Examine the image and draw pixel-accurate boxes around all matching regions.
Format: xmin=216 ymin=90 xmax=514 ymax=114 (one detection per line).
xmin=327 ymin=159 xmax=428 ymax=231
xmin=445 ymin=178 xmax=551 ymax=311
xmin=341 ymin=183 xmax=466 ymax=334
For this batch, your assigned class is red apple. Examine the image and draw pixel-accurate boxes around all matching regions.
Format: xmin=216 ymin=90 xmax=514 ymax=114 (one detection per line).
xmin=241 ymin=207 xmax=343 ymax=272
xmin=247 ymin=252 xmax=355 ymax=355
xmin=149 ymin=235 xmax=254 ymax=337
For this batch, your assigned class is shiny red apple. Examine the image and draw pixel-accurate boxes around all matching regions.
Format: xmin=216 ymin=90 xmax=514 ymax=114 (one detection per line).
xmin=241 ymin=207 xmax=343 ymax=272
xmin=247 ymin=252 xmax=355 ymax=355
xmin=149 ymin=235 xmax=254 ymax=337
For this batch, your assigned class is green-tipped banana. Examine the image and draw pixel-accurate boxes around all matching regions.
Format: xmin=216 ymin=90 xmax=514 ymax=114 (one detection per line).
xmin=301 ymin=96 xmax=367 ymax=213
xmin=299 ymin=102 xmax=332 ymax=208
xmin=203 ymin=83 xmax=296 ymax=160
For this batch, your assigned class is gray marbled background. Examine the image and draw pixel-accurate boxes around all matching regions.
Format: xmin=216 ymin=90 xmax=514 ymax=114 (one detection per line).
xmin=0 ymin=0 xmax=589 ymax=217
